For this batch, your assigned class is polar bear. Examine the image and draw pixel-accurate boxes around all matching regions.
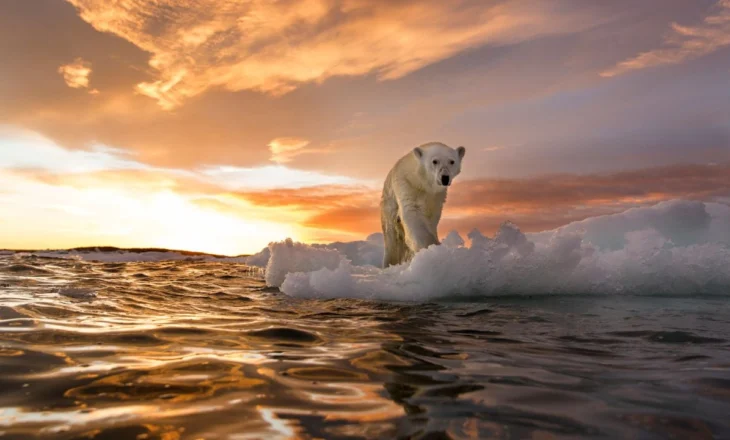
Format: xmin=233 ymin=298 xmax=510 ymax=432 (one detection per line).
xmin=380 ymin=142 xmax=466 ymax=267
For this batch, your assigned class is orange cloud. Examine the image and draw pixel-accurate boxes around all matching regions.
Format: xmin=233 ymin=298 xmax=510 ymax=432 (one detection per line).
xmin=442 ymin=163 xmax=730 ymax=235
xmin=17 ymin=168 xmax=214 ymax=194
xmin=304 ymin=205 xmax=380 ymax=239
xmin=65 ymin=0 xmax=601 ymax=108
xmin=57 ymin=57 xmax=93 ymax=90
xmin=602 ymin=0 xmax=730 ymax=77
xmin=238 ymin=184 xmax=374 ymax=205
xmin=5 ymin=130 xmax=728 ymax=249
xmin=268 ymin=137 xmax=310 ymax=164
xmin=230 ymin=184 xmax=379 ymax=239
xmin=230 ymin=163 xmax=730 ymax=238
xmin=449 ymin=163 xmax=730 ymax=210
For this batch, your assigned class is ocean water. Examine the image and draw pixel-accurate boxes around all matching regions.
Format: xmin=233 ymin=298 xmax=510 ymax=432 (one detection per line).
xmin=1 ymin=254 xmax=729 ymax=440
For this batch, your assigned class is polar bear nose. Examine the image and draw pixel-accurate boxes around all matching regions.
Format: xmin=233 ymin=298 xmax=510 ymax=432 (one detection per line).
xmin=441 ymin=175 xmax=450 ymax=186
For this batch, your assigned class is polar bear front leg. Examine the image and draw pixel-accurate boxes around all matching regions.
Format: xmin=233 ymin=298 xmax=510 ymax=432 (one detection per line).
xmin=400 ymin=205 xmax=440 ymax=252
xmin=382 ymin=223 xmax=405 ymax=267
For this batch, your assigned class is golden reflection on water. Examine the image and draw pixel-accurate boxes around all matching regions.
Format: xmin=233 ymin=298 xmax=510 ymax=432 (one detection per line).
xmin=0 ymin=258 xmax=419 ymax=438
xmin=1 ymin=256 xmax=730 ymax=439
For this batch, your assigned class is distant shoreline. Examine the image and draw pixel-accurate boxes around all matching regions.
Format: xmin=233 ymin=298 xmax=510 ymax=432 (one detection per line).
xmin=0 ymin=246 xmax=250 ymax=259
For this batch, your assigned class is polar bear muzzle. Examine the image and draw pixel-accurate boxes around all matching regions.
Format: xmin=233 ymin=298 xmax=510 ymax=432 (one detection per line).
xmin=440 ymin=175 xmax=451 ymax=186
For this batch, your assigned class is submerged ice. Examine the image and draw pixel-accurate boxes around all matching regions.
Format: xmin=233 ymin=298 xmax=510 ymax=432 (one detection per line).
xmin=254 ymin=200 xmax=730 ymax=299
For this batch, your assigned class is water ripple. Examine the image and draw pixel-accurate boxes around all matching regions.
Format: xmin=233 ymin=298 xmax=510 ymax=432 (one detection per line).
xmin=0 ymin=255 xmax=729 ymax=439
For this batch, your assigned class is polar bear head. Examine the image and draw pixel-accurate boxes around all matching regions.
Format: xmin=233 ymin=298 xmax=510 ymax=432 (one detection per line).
xmin=413 ymin=142 xmax=466 ymax=190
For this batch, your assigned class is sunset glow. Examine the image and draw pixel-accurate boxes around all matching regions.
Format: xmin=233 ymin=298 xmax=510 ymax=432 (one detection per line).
xmin=1 ymin=0 xmax=728 ymax=255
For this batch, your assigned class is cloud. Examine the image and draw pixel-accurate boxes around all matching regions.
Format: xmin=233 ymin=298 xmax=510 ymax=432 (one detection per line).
xmin=0 ymin=127 xmax=146 ymax=173
xmin=230 ymin=162 xmax=730 ymax=238
xmin=0 ymin=128 xmax=365 ymax=191
xmin=57 ymin=57 xmax=94 ymax=90
xmin=449 ymin=163 xmax=730 ymax=210
xmin=233 ymin=184 xmax=380 ymax=240
xmin=64 ymin=0 xmax=601 ymax=108
xmin=4 ymin=128 xmax=728 ymax=248
xmin=441 ymin=162 xmax=730 ymax=234
xmin=9 ymin=0 xmax=722 ymax=179
xmin=482 ymin=146 xmax=506 ymax=152
xmin=202 ymin=165 xmax=364 ymax=190
xmin=602 ymin=0 xmax=730 ymax=77
xmin=236 ymin=184 xmax=369 ymax=206
xmin=268 ymin=137 xmax=310 ymax=163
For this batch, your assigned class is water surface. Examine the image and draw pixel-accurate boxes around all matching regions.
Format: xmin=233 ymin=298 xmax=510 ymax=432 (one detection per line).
xmin=1 ymin=255 xmax=729 ymax=439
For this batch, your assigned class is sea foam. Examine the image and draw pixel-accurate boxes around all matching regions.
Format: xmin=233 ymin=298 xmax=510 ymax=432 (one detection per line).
xmin=258 ymin=200 xmax=730 ymax=299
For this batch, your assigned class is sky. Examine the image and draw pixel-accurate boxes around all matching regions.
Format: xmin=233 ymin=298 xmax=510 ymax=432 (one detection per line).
xmin=1 ymin=0 xmax=729 ymax=255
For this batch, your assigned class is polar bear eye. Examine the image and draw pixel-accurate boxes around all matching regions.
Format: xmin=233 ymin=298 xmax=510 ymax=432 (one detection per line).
xmin=449 ymin=160 xmax=455 ymax=165
xmin=432 ymin=159 xmax=439 ymax=165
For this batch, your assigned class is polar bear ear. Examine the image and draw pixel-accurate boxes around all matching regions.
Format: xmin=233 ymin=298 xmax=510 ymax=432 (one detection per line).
xmin=457 ymin=146 xmax=466 ymax=159
xmin=413 ymin=147 xmax=424 ymax=159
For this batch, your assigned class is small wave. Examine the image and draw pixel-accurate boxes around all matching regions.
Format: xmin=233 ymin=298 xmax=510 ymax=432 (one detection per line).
xmin=248 ymin=327 xmax=321 ymax=344
xmin=607 ymin=330 xmax=726 ymax=344
xmin=58 ymin=288 xmax=97 ymax=300
xmin=6 ymin=264 xmax=52 ymax=274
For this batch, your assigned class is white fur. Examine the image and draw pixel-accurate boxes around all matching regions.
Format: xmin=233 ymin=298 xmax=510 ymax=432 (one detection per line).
xmin=380 ymin=142 xmax=466 ymax=267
